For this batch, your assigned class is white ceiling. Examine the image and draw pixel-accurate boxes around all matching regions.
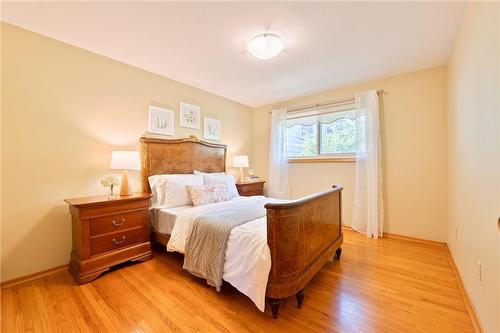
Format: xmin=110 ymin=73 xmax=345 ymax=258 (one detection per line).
xmin=2 ymin=1 xmax=465 ymax=107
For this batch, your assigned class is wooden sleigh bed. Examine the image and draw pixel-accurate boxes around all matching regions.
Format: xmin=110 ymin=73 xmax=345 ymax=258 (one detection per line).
xmin=141 ymin=135 xmax=343 ymax=318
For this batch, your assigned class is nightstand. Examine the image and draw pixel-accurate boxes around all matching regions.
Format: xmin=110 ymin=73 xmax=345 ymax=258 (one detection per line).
xmin=236 ymin=180 xmax=266 ymax=196
xmin=64 ymin=193 xmax=152 ymax=284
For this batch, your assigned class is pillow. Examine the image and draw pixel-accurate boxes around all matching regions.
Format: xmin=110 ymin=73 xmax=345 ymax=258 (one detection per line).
xmin=153 ymin=174 xmax=204 ymax=208
xmin=186 ymin=183 xmax=232 ymax=206
xmin=202 ymin=173 xmax=239 ymax=198
xmin=193 ymin=170 xmax=225 ymax=175
xmin=148 ymin=174 xmax=169 ymax=206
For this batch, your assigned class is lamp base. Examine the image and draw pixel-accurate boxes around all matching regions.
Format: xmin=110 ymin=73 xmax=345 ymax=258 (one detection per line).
xmin=239 ymin=167 xmax=245 ymax=183
xmin=120 ymin=170 xmax=132 ymax=196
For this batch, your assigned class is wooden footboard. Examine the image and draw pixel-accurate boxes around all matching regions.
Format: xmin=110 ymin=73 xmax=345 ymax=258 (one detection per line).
xmin=265 ymin=185 xmax=343 ymax=318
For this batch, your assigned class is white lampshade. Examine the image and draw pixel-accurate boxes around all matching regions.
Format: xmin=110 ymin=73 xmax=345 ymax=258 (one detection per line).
xmin=233 ymin=155 xmax=249 ymax=168
xmin=248 ymin=33 xmax=284 ymax=60
xmin=110 ymin=151 xmax=140 ymax=170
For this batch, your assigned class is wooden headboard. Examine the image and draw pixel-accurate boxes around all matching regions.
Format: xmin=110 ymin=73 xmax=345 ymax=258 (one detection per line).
xmin=140 ymin=135 xmax=227 ymax=193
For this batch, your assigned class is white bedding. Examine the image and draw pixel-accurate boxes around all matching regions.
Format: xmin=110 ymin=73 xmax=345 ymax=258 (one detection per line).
xmin=155 ymin=196 xmax=284 ymax=312
xmin=153 ymin=205 xmax=192 ymax=235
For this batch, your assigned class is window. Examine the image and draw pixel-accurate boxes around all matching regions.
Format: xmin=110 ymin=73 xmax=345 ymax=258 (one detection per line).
xmin=286 ymin=124 xmax=318 ymax=156
xmin=285 ymin=107 xmax=364 ymax=160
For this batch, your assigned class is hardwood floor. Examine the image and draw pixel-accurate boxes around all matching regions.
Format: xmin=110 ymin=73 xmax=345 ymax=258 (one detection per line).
xmin=2 ymin=230 xmax=475 ymax=332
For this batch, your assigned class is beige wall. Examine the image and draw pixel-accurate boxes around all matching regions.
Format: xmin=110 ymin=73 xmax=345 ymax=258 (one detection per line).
xmin=0 ymin=23 xmax=253 ymax=282
xmin=254 ymin=66 xmax=448 ymax=242
xmin=446 ymin=2 xmax=500 ymax=332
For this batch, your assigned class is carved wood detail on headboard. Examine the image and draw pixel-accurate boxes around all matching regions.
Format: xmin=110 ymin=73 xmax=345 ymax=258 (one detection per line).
xmin=140 ymin=135 xmax=227 ymax=193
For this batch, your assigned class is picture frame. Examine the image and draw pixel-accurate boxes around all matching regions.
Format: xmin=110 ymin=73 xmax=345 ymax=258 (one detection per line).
xmin=179 ymin=102 xmax=201 ymax=129
xmin=203 ymin=117 xmax=220 ymax=141
xmin=148 ymin=105 xmax=174 ymax=136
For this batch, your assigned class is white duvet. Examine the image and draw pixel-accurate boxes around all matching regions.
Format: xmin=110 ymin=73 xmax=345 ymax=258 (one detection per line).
xmin=165 ymin=196 xmax=283 ymax=312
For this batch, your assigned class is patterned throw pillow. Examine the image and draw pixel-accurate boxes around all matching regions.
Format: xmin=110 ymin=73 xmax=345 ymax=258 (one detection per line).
xmin=186 ymin=183 xmax=232 ymax=206
xmin=202 ymin=173 xmax=239 ymax=198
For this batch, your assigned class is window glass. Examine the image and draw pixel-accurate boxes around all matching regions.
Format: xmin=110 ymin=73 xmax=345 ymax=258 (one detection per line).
xmin=286 ymin=124 xmax=318 ymax=157
xmin=286 ymin=108 xmax=363 ymax=157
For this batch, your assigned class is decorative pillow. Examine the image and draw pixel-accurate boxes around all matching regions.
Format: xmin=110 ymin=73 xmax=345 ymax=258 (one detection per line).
xmin=153 ymin=174 xmax=204 ymax=208
xmin=186 ymin=183 xmax=232 ymax=206
xmin=203 ymin=173 xmax=239 ymax=198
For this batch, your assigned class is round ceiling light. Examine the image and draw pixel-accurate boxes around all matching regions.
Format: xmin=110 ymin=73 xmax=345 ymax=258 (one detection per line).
xmin=248 ymin=33 xmax=284 ymax=60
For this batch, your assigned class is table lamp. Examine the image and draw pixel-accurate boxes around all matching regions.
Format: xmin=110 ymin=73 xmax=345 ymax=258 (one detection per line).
xmin=233 ymin=155 xmax=249 ymax=182
xmin=110 ymin=150 xmax=140 ymax=196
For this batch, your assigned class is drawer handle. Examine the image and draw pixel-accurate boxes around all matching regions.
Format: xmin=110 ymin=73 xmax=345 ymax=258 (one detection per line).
xmin=112 ymin=218 xmax=125 ymax=227
xmin=112 ymin=236 xmax=126 ymax=245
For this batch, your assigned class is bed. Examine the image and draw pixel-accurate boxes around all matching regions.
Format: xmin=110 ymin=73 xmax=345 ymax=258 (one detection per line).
xmin=141 ymin=135 xmax=343 ymax=318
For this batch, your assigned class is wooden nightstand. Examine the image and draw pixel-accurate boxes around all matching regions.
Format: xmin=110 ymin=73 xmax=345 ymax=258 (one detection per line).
xmin=236 ymin=180 xmax=265 ymax=196
xmin=64 ymin=193 xmax=152 ymax=284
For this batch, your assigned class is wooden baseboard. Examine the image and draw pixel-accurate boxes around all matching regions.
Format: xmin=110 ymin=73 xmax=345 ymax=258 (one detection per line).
xmin=383 ymin=232 xmax=446 ymax=246
xmin=444 ymin=245 xmax=483 ymax=333
xmin=342 ymin=226 xmax=446 ymax=246
xmin=1 ymin=264 xmax=68 ymax=289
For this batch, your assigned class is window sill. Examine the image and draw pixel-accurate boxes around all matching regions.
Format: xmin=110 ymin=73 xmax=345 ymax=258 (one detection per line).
xmin=287 ymin=156 xmax=356 ymax=163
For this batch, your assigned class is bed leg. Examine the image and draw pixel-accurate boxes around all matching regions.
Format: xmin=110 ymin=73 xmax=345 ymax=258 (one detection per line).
xmin=269 ymin=298 xmax=280 ymax=319
xmin=335 ymin=247 xmax=342 ymax=260
xmin=296 ymin=289 xmax=305 ymax=308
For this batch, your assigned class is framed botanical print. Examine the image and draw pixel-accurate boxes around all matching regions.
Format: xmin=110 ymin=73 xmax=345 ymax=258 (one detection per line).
xmin=203 ymin=117 xmax=220 ymax=141
xmin=148 ymin=105 xmax=174 ymax=136
xmin=180 ymin=102 xmax=201 ymax=129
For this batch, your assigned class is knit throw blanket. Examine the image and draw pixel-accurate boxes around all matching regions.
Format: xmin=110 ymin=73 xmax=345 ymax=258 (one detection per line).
xmin=183 ymin=197 xmax=267 ymax=290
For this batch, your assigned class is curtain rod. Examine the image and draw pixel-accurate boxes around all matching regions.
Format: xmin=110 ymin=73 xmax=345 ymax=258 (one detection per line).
xmin=270 ymin=89 xmax=385 ymax=114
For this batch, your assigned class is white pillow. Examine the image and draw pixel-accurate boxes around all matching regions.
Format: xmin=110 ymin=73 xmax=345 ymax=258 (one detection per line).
xmin=148 ymin=174 xmax=169 ymax=206
xmin=186 ymin=183 xmax=232 ymax=206
xmin=151 ymin=174 xmax=203 ymax=208
xmin=193 ymin=170 xmax=225 ymax=175
xmin=202 ymin=173 xmax=239 ymax=198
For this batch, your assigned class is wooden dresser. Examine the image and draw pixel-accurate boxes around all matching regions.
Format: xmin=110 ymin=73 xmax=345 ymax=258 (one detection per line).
xmin=236 ymin=180 xmax=265 ymax=196
xmin=64 ymin=193 xmax=152 ymax=284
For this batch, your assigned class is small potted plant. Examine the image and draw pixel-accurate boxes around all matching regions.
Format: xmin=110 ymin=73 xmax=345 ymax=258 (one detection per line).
xmin=101 ymin=175 xmax=119 ymax=199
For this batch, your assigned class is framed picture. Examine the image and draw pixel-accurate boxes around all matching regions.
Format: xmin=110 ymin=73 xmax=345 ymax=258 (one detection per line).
xmin=148 ymin=105 xmax=174 ymax=136
xmin=203 ymin=117 xmax=220 ymax=141
xmin=180 ymin=102 xmax=201 ymax=129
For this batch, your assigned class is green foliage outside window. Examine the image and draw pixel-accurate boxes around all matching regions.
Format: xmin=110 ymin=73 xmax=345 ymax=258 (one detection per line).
xmin=303 ymin=135 xmax=317 ymax=156
xmin=301 ymin=119 xmax=357 ymax=156
xmin=287 ymin=110 xmax=364 ymax=157
xmin=321 ymin=119 xmax=357 ymax=154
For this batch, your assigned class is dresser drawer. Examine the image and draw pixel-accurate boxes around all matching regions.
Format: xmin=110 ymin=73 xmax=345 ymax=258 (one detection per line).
xmin=239 ymin=182 xmax=263 ymax=192
xmin=90 ymin=210 xmax=146 ymax=236
xmin=90 ymin=227 xmax=148 ymax=256
xmin=240 ymin=190 xmax=262 ymax=196
xmin=236 ymin=181 xmax=264 ymax=196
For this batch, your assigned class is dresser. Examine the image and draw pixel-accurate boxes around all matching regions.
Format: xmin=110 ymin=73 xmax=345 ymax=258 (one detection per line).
xmin=64 ymin=193 xmax=152 ymax=284
xmin=236 ymin=180 xmax=265 ymax=196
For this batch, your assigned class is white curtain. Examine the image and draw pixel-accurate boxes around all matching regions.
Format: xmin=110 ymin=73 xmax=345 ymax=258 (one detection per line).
xmin=352 ymin=90 xmax=384 ymax=238
xmin=268 ymin=109 xmax=290 ymax=199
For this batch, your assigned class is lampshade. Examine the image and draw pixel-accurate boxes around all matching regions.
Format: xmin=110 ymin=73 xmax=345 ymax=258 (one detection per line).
xmin=233 ymin=155 xmax=249 ymax=168
xmin=248 ymin=33 xmax=284 ymax=60
xmin=110 ymin=151 xmax=140 ymax=170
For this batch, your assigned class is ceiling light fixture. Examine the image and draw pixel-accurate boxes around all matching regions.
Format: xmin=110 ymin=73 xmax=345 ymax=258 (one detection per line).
xmin=248 ymin=33 xmax=284 ymax=60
